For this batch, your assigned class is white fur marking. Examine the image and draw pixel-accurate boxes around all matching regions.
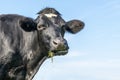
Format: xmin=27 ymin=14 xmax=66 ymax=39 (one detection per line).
xmin=44 ymin=13 xmax=57 ymax=18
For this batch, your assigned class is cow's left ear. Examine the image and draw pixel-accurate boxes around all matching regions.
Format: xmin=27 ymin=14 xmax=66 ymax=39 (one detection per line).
xmin=19 ymin=18 xmax=37 ymax=32
xmin=65 ymin=20 xmax=84 ymax=34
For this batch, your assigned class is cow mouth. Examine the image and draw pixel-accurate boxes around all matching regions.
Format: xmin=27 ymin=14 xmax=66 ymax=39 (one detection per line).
xmin=48 ymin=49 xmax=68 ymax=58
xmin=48 ymin=43 xmax=69 ymax=57
xmin=52 ymin=50 xmax=68 ymax=56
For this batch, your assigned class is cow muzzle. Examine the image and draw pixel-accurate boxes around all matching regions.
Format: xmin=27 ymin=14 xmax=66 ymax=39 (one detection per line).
xmin=50 ymin=38 xmax=69 ymax=56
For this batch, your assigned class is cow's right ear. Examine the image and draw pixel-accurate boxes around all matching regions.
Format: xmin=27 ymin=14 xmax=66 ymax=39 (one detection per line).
xmin=19 ymin=18 xmax=37 ymax=32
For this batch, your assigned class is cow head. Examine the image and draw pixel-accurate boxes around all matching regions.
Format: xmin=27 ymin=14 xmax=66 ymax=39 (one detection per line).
xmin=20 ymin=7 xmax=84 ymax=57
xmin=35 ymin=8 xmax=84 ymax=57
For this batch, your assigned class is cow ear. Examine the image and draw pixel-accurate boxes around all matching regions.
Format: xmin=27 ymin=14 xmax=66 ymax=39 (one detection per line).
xmin=19 ymin=18 xmax=37 ymax=32
xmin=65 ymin=20 xmax=84 ymax=34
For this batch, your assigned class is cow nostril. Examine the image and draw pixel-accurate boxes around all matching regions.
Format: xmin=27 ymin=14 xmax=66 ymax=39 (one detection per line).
xmin=53 ymin=40 xmax=58 ymax=46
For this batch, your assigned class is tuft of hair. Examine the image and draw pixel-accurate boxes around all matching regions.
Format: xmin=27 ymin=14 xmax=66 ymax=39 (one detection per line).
xmin=37 ymin=7 xmax=61 ymax=16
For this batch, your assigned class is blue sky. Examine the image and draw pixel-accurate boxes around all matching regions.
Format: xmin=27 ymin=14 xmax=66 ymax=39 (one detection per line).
xmin=0 ymin=0 xmax=120 ymax=80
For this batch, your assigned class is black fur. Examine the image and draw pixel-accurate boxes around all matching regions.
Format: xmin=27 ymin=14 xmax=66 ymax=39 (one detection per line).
xmin=0 ymin=7 xmax=84 ymax=80
xmin=0 ymin=13 xmax=69 ymax=80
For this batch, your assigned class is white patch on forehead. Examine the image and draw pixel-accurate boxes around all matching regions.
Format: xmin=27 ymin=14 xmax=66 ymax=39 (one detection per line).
xmin=44 ymin=13 xmax=57 ymax=18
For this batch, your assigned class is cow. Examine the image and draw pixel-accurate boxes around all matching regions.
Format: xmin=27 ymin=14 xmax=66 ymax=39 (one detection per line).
xmin=0 ymin=7 xmax=84 ymax=80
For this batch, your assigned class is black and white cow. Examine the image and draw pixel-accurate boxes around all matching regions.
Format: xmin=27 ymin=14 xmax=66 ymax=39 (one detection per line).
xmin=0 ymin=8 xmax=84 ymax=80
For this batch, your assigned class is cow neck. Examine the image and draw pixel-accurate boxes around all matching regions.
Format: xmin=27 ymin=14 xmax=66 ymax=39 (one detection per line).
xmin=25 ymin=31 xmax=48 ymax=80
xmin=27 ymin=30 xmax=47 ymax=66
xmin=26 ymin=56 xmax=47 ymax=80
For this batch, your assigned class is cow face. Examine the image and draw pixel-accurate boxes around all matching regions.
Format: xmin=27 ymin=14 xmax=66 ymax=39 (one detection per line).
xmin=36 ymin=8 xmax=84 ymax=56
xmin=35 ymin=15 xmax=69 ymax=56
